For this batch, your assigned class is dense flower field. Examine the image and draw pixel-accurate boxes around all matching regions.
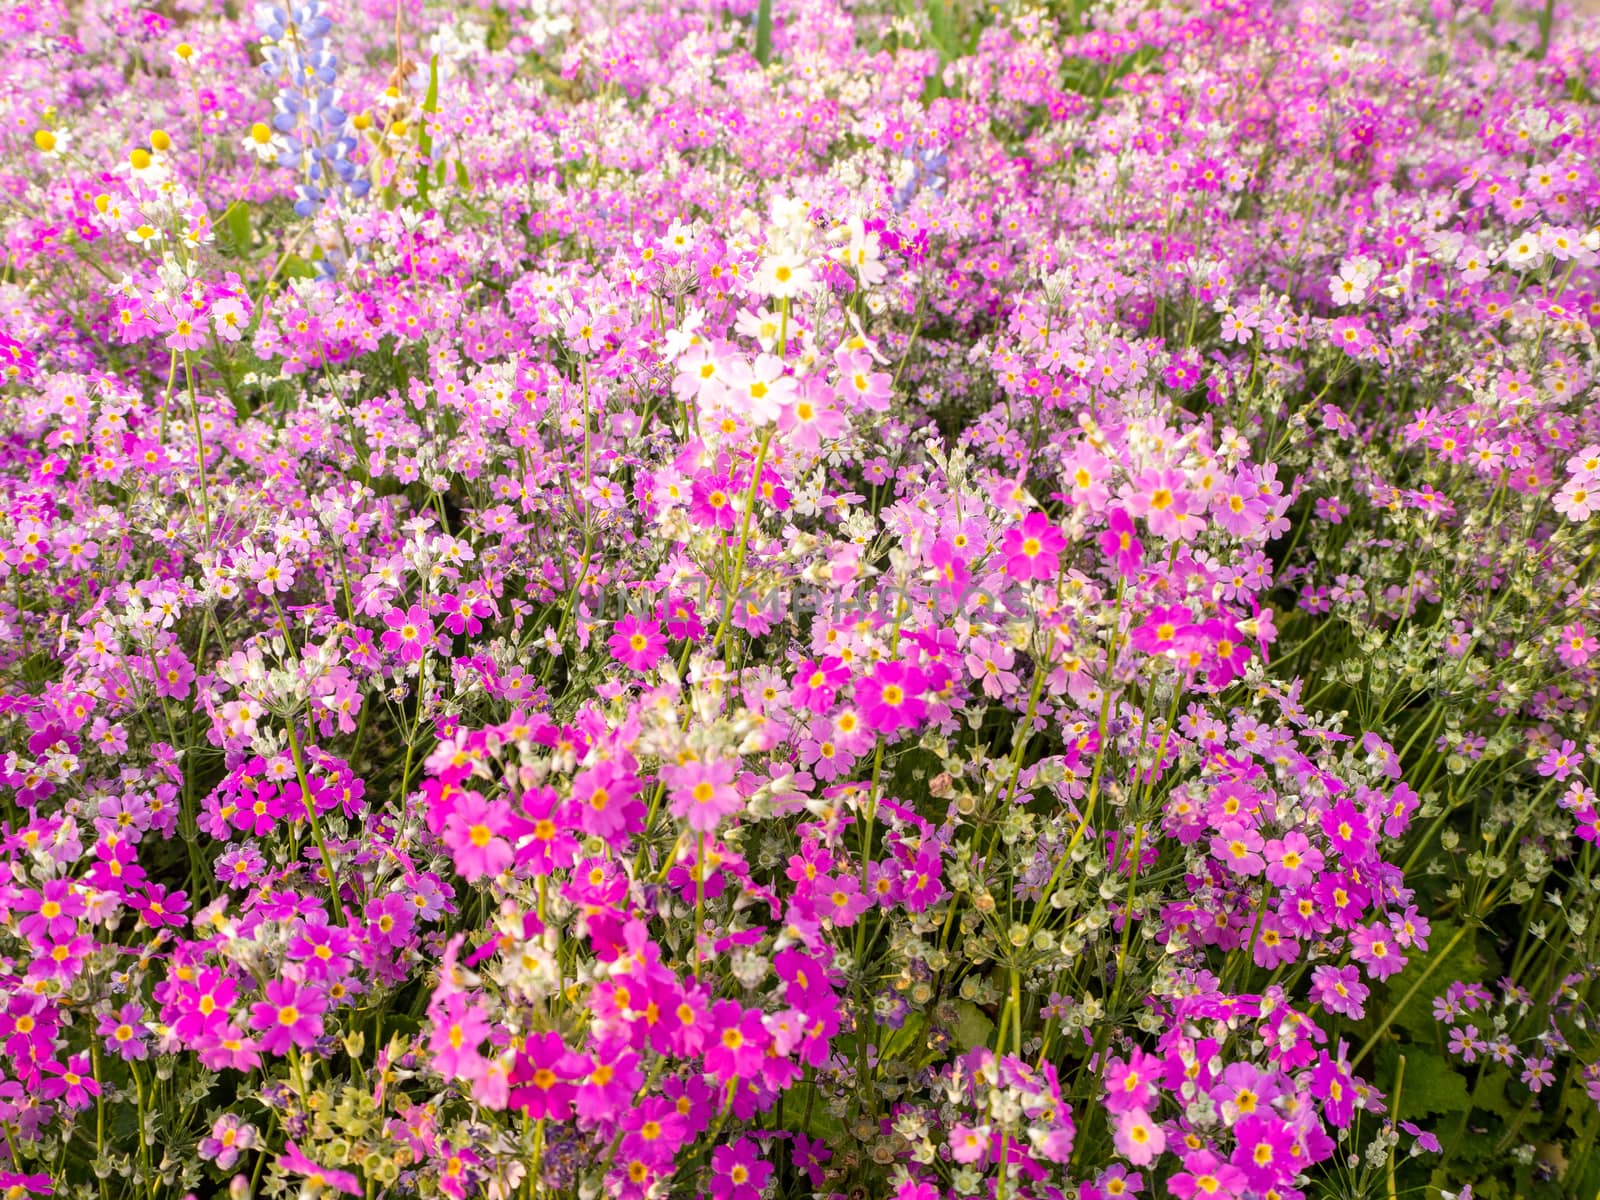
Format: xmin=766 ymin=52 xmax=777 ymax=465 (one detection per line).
xmin=3 ymin=0 xmax=1600 ymax=1196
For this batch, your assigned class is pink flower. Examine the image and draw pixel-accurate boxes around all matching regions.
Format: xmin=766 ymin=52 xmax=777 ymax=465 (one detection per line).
xmin=443 ymin=793 xmax=515 ymax=880
xmin=1211 ymin=821 xmax=1264 ymax=876
xmin=856 ymin=661 xmax=928 ymax=733
xmin=1554 ymin=475 xmax=1596 ymax=521
xmin=929 ymin=538 xmax=971 ymax=605
xmin=279 ymin=1142 xmax=360 ymax=1196
xmin=779 ymin=380 xmax=848 ymax=450
xmin=1557 ymin=622 xmax=1597 ymax=668
xmin=1099 ymin=508 xmax=1143 ymax=576
xmin=381 ymin=603 xmax=434 ymax=664
xmin=249 ymin=979 xmax=326 ymax=1055
xmin=813 ymin=873 xmax=870 ymax=926
xmin=1122 ymin=468 xmax=1194 ymax=539
xmin=834 ymin=347 xmax=892 ymax=412
xmin=1168 ymin=1150 xmax=1246 ymax=1200
xmin=1263 ymin=831 xmax=1321 ymax=887
xmin=164 ymin=313 xmax=207 ymax=351
xmin=1310 ymin=964 xmax=1369 ymax=1019
xmin=608 ymin=615 xmax=666 ymax=671
xmin=252 ymin=552 xmax=295 ymax=596
xmin=949 ymin=1123 xmax=991 ymax=1164
xmin=429 ymin=990 xmax=491 ymax=1078
xmin=1000 ymin=511 xmax=1065 ymax=581
xmin=1349 ymin=922 xmax=1407 ymax=981
xmin=1112 ymin=1107 xmax=1165 ymax=1167
xmin=722 ymin=353 xmax=796 ymax=425
xmin=1210 ymin=480 xmax=1267 ymax=535
xmin=1536 ymin=739 xmax=1582 ymax=781
xmin=567 ymin=762 xmax=643 ymax=839
xmin=663 ymin=757 xmax=742 ymax=832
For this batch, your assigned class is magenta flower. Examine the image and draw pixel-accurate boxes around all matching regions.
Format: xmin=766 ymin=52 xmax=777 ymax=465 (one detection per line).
xmin=97 ymin=1004 xmax=150 ymax=1061
xmin=380 ymin=602 xmax=434 ymax=664
xmin=508 ymin=1031 xmax=589 ymax=1120
xmin=1349 ymin=922 xmax=1407 ymax=981
xmin=1310 ymin=964 xmax=1369 ymax=1019
xmin=1211 ymin=821 xmax=1264 ymax=877
xmin=15 ymin=879 xmax=84 ymax=941
xmin=1129 ymin=605 xmax=1197 ymax=656
xmin=1102 ymin=1049 xmax=1159 ymax=1114
xmin=702 ymin=1001 xmax=769 ymax=1080
xmin=1099 ymin=507 xmax=1144 ymax=576
xmin=39 ymin=1055 xmax=100 ymax=1111
xmin=249 ymin=979 xmax=326 ymax=1055
xmin=197 ymin=1114 xmax=258 ymax=1171
xmin=1000 ymin=511 xmax=1064 ymax=581
xmin=790 ymin=656 xmax=849 ymax=712
xmin=279 ymin=1141 xmax=360 ymax=1196
xmin=711 ymin=1140 xmax=771 ymax=1200
xmin=607 ymin=615 xmax=666 ymax=671
xmin=663 ymin=757 xmax=741 ymax=832
xmin=131 ymin=883 xmax=188 ymax=930
xmin=1230 ymin=1115 xmax=1296 ymax=1191
xmin=442 ymin=793 xmax=515 ymax=880
xmin=857 ymin=661 xmax=927 ymax=733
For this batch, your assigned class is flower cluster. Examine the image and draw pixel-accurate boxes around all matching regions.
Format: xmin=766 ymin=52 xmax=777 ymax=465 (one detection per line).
xmin=0 ymin=0 xmax=1597 ymax=1198
xmin=256 ymin=0 xmax=370 ymax=218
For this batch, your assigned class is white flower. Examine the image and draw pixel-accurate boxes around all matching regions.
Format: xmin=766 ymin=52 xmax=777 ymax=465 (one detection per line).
xmin=720 ymin=353 xmax=796 ymax=426
xmin=735 ymin=306 xmax=782 ymax=351
xmin=836 ymin=216 xmax=886 ymax=286
xmin=753 ymin=253 xmax=814 ymax=299
xmin=1502 ymin=234 xmax=1544 ymax=269
xmin=1329 ymin=256 xmax=1378 ymax=306
xmin=241 ymin=121 xmax=279 ymax=163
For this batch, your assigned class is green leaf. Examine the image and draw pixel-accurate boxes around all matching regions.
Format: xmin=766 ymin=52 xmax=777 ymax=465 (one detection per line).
xmin=1470 ymin=1067 xmax=1516 ymax=1120
xmin=1377 ymin=1047 xmax=1468 ymax=1120
xmin=881 ymin=1012 xmax=927 ymax=1062
xmin=417 ymin=54 xmax=440 ymax=202
xmin=784 ymin=1082 xmax=845 ymax=1140
xmin=952 ymin=1000 xmax=994 ymax=1051
xmin=279 ymin=255 xmax=317 ymax=282
xmin=1572 ymin=1150 xmax=1600 ymax=1200
xmin=754 ymin=0 xmax=772 ymax=66
xmin=422 ymin=53 xmax=440 ymax=114
xmin=925 ymin=0 xmax=958 ymax=61
xmin=221 ymin=201 xmax=252 ymax=256
xmin=455 ymin=160 xmax=471 ymax=191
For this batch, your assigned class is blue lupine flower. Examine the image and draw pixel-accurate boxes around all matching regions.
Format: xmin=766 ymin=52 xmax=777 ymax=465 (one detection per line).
xmin=892 ymin=147 xmax=948 ymax=213
xmin=255 ymin=0 xmax=365 ymax=233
